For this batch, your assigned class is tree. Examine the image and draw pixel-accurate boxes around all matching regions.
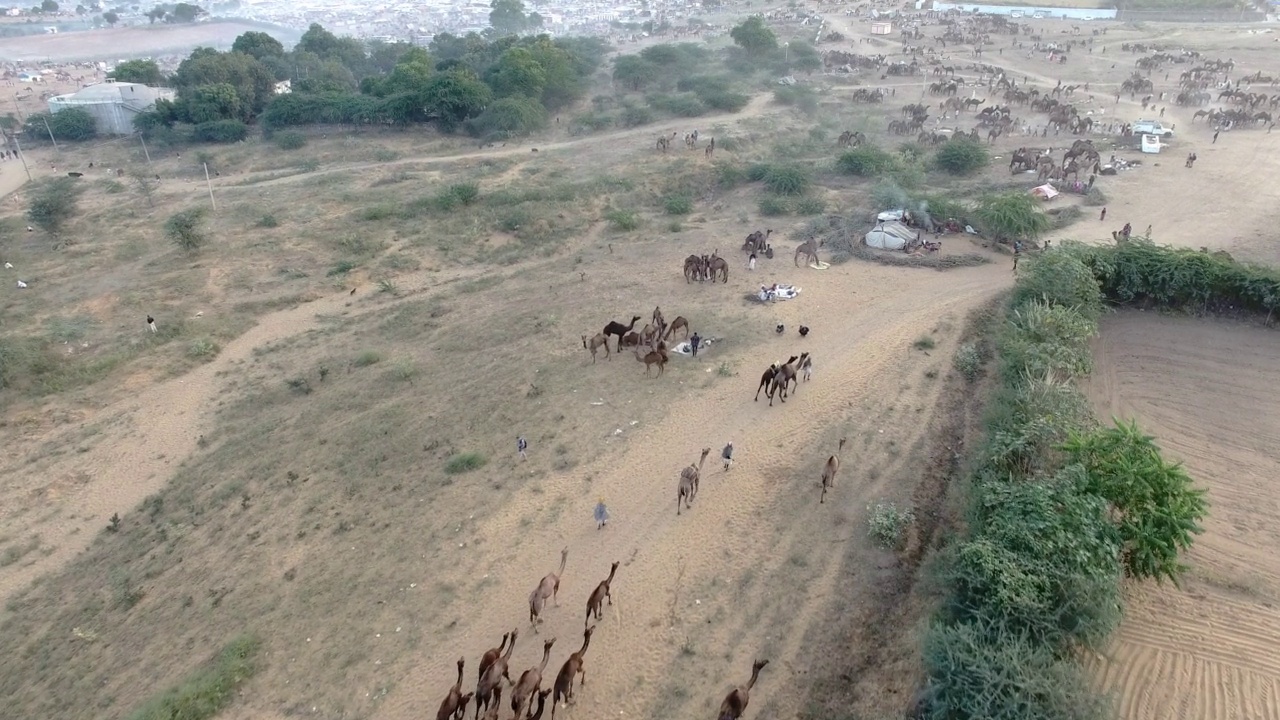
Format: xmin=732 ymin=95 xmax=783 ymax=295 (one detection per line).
xmin=231 ymin=31 xmax=284 ymax=60
xmin=523 ymin=37 xmax=585 ymax=110
xmin=612 ymin=55 xmax=659 ymax=91
xmin=1063 ymin=419 xmax=1208 ymax=585
xmin=103 ymin=10 xmax=118 ymax=24
xmin=422 ymin=69 xmax=492 ymax=131
xmin=166 ymin=207 xmax=208 ymax=252
xmin=131 ymin=171 xmax=157 ymax=207
xmin=485 ymin=47 xmax=545 ymax=99
xmin=75 ymin=3 xmax=87 ymax=14
xmin=41 ymin=0 xmax=57 ymax=11
xmin=184 ymin=82 xmax=241 ymax=123
xmin=974 ymin=192 xmax=1051 ymax=244
xmin=110 ymin=59 xmax=165 ymax=85
xmin=730 ymin=16 xmax=778 ymax=57
xmin=146 ymin=5 xmax=164 ymax=22
xmin=489 ymin=0 xmax=530 ymax=35
xmin=168 ymin=2 xmax=202 ymax=22
xmin=172 ymin=49 xmax=276 ymax=121
xmin=25 ymin=108 xmax=96 ymax=141
xmin=467 ymin=96 xmax=547 ymax=137
xmin=27 ymin=177 xmax=82 ymax=243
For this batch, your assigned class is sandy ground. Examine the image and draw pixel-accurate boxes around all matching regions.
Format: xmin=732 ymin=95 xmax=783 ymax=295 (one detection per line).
xmin=0 ymin=22 xmax=299 ymax=62
xmin=1086 ymin=312 xmax=1280 ymax=720
xmin=2 ymin=13 xmax=1280 ymax=720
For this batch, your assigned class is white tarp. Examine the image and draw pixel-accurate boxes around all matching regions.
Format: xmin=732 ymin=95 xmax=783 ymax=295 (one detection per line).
xmin=876 ymin=208 xmax=905 ymax=222
xmin=865 ymin=221 xmax=915 ymax=250
xmin=1031 ymin=183 xmax=1059 ymax=200
xmin=1141 ymin=134 xmax=1162 ymax=154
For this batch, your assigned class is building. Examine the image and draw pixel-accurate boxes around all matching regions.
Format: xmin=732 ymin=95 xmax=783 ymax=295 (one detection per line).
xmin=870 ymin=21 xmax=892 ymax=34
xmin=47 ymin=81 xmax=175 ymax=135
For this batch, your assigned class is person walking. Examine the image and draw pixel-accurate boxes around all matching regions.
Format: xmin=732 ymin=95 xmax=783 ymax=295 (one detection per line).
xmin=517 ymin=436 xmax=528 ymax=460
xmin=747 ymin=252 xmax=757 ymax=271
xmin=1213 ymin=129 xmax=1220 ymax=144
xmin=689 ymin=332 xmax=701 ymax=357
xmin=1099 ymin=207 xmax=1107 ymax=222
xmin=721 ymin=441 xmax=734 ymax=472
xmin=1012 ymin=240 xmax=1022 ymax=273
xmin=593 ymin=498 xmax=610 ymax=529
xmin=147 ymin=315 xmax=157 ymax=333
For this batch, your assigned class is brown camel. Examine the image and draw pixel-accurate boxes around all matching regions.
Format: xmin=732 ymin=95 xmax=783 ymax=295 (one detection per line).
xmin=479 ymin=684 xmax=504 ymax=720
xmin=619 ymin=331 xmax=641 ymax=350
xmin=635 ymin=346 xmax=669 ymax=376
xmin=478 ymin=632 xmax=511 ymax=683
xmin=582 ymin=333 xmax=609 ymax=363
xmin=602 ymin=316 xmax=640 ymax=354
xmin=551 ymin=626 xmax=595 ymax=720
xmin=585 ymin=561 xmax=620 ymax=627
xmin=529 ymin=548 xmax=568 ymax=629
xmin=717 ymin=659 xmax=769 ymax=720
xmin=708 ymin=253 xmax=729 ymax=283
xmin=820 ymin=438 xmax=847 ymax=504
xmin=640 ymin=323 xmax=661 ymax=347
xmin=678 ymin=448 xmax=711 ymax=514
xmin=437 ymin=658 xmax=473 ymax=720
xmin=794 ymin=239 xmax=821 ymax=268
xmin=511 ymin=638 xmax=556 ymax=720
xmin=476 ymin=629 xmax=518 ymax=719
xmin=529 ymin=689 xmax=551 ymax=720
xmin=767 ymin=353 xmax=805 ymax=406
xmin=663 ymin=316 xmax=690 ymax=341
xmin=652 ymin=306 xmax=665 ymax=332
xmin=755 ymin=357 xmax=796 ymax=402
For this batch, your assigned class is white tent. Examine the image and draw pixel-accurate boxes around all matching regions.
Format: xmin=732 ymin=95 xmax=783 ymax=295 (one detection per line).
xmin=865 ymin=221 xmax=915 ymax=250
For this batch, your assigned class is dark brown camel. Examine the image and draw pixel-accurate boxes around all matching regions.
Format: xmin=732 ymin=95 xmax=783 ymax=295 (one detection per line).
xmin=602 ymin=315 xmax=641 ymax=354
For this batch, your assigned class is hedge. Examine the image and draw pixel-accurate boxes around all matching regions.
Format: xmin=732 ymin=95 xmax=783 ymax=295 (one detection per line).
xmin=919 ymin=241 xmax=1216 ymax=718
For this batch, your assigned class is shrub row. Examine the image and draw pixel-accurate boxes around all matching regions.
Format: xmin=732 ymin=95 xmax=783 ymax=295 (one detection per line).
xmin=919 ymin=245 xmax=1211 ymax=719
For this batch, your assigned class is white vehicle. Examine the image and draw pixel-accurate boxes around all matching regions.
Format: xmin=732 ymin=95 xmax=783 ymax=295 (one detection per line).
xmin=1132 ymin=119 xmax=1173 ymax=138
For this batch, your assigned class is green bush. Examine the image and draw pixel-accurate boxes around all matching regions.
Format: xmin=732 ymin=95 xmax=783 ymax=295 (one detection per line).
xmin=1000 ymin=300 xmax=1097 ymax=382
xmin=761 ymin=165 xmax=810 ymax=195
xmin=275 ymin=130 xmax=307 ymax=150
xmin=166 ymin=207 xmax=208 ymax=253
xmin=125 ymin=635 xmax=259 ymax=720
xmin=663 ymin=194 xmax=693 ymax=215
xmin=1063 ymin=419 xmax=1208 ymax=584
xmin=758 ymin=196 xmax=790 ymax=216
xmin=619 ymin=105 xmax=654 ymax=128
xmin=27 ymin=177 xmax=82 ymax=240
xmin=772 ymin=85 xmax=818 ymax=114
xmin=25 ymin=108 xmax=96 ymax=142
xmin=836 ymin=146 xmax=896 ymax=177
xmin=444 ymin=452 xmax=487 ymax=474
xmin=746 ymin=163 xmax=771 ymax=182
xmin=714 ymin=162 xmax=748 ymax=188
xmin=974 ymin=192 xmax=1051 ymax=245
xmin=192 ymin=119 xmax=249 ymax=143
xmin=794 ymin=196 xmax=825 ymax=215
xmin=1010 ymin=249 xmax=1102 ymax=319
xmin=605 ymin=209 xmax=640 ymax=231
xmin=867 ymin=501 xmax=915 ymax=550
xmin=934 ymin=137 xmax=991 ymax=176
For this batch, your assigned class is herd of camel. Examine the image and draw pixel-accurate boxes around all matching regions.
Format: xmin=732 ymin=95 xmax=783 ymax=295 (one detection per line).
xmin=681 ymin=229 xmax=824 ymax=284
xmin=581 ymin=306 xmax=690 ymax=375
xmin=433 ymin=549 xmax=769 ymax=720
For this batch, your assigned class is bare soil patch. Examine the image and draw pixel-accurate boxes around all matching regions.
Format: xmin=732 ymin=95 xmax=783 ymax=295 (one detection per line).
xmin=0 ymin=22 xmax=299 ymax=62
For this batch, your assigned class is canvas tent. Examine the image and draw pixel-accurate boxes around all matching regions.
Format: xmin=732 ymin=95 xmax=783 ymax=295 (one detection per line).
xmin=865 ymin=221 xmax=915 ymax=250
xmin=1030 ymin=183 xmax=1059 ymax=200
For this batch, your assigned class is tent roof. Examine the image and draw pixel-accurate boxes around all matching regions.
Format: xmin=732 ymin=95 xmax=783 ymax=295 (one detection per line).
xmin=1031 ymin=184 xmax=1059 ymax=199
xmin=868 ymin=221 xmax=916 ymax=241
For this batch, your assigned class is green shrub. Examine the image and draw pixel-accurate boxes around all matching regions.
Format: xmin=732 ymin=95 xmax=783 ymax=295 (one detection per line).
xmin=867 ymin=501 xmax=915 ymax=550
xmin=275 ymin=130 xmax=307 ymax=150
xmin=913 ymin=335 xmax=936 ymax=350
xmin=934 ymin=137 xmax=991 ymax=175
xmin=444 ymin=452 xmax=487 ymax=474
xmin=125 ymin=635 xmax=259 ymax=720
xmin=192 ymin=119 xmax=249 ymax=143
xmin=794 ymin=196 xmax=825 ymax=215
xmin=1000 ymin=300 xmax=1097 ymax=382
xmin=758 ymin=196 xmax=790 ymax=216
xmin=255 ymin=213 xmax=280 ymax=228
xmin=921 ymin=619 xmax=1112 ymax=720
xmin=353 ymin=350 xmax=382 ymax=367
xmin=953 ymin=342 xmax=981 ymax=381
xmin=1063 ymin=419 xmax=1208 ymax=584
xmin=714 ymin=162 xmax=748 ymax=188
xmin=619 ymin=105 xmax=654 ymax=128
xmin=772 ymin=85 xmax=818 ymax=114
xmin=443 ymin=182 xmax=480 ymax=207
xmin=165 ymin=207 xmax=208 ymax=253
xmin=746 ymin=162 xmax=771 ymax=182
xmin=837 ymin=146 xmax=896 ymax=177
xmin=663 ymin=194 xmax=693 ymax=215
xmin=605 ymin=209 xmax=640 ymax=231
xmin=27 ymin=176 xmax=82 ymax=240
xmin=1010 ymin=249 xmax=1102 ymax=319
xmin=974 ymin=192 xmax=1051 ymax=244
xmin=761 ymin=165 xmax=810 ymax=195
xmin=25 ymin=108 xmax=96 ymax=142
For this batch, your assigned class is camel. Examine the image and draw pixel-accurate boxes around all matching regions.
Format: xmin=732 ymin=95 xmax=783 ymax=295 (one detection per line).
xmin=529 ymin=549 xmax=568 ymax=629
xmin=511 ymin=638 xmax=556 ymax=720
xmin=478 ymin=632 xmax=511 ymax=683
xmin=640 ymin=323 xmax=661 ymax=347
xmin=664 ymin=316 xmax=690 ymax=341
xmin=794 ymin=239 xmax=821 ymax=268
xmin=754 ymin=358 xmax=795 ymax=402
xmin=635 ymin=346 xmax=669 ymax=376
xmin=820 ymin=438 xmax=847 ymax=504
xmin=529 ymin=689 xmax=552 ymax=720
xmin=742 ymin=229 xmax=772 ymax=254
xmin=652 ymin=306 xmax=665 ymax=333
xmin=581 ymin=333 xmax=609 ymax=363
xmin=585 ymin=561 xmax=620 ymax=626
xmin=683 ymin=255 xmax=706 ymax=282
xmin=784 ymin=352 xmax=810 ymax=395
xmin=707 ymin=254 xmax=729 ymax=283
xmin=437 ymin=658 xmax=472 ymax=720
xmin=717 ymin=659 xmax=769 ymax=720
xmin=677 ymin=448 xmax=710 ymax=514
xmin=480 ymin=684 xmax=504 ymax=720
xmin=550 ymin=626 xmax=595 ymax=720
xmin=767 ymin=353 xmax=805 ymax=406
xmin=476 ymin=629 xmax=518 ymax=719
xmin=619 ymin=331 xmax=641 ymax=350
xmin=602 ymin=316 xmax=640 ymax=354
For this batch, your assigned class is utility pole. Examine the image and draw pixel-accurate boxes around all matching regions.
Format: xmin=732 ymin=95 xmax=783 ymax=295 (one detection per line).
xmin=41 ymin=115 xmax=58 ymax=151
xmin=11 ymin=94 xmax=23 ymax=123
xmin=203 ymin=162 xmax=215 ymax=210
xmin=139 ymin=133 xmax=151 ymax=164
xmin=12 ymin=134 xmax=32 ymax=182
